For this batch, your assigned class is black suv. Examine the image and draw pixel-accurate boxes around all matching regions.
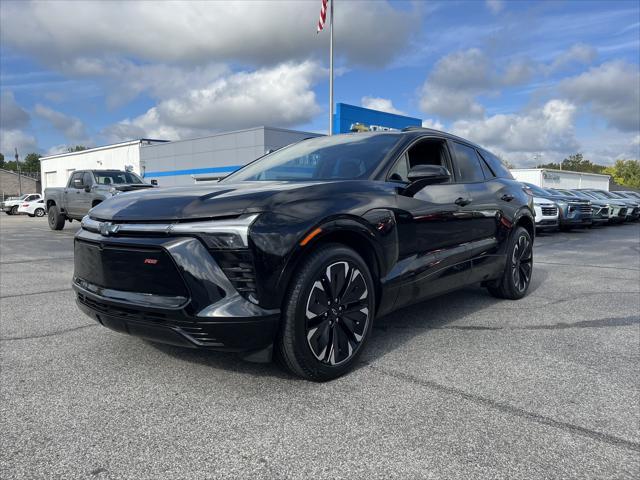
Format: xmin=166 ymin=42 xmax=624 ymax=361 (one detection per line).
xmin=73 ymin=129 xmax=535 ymax=381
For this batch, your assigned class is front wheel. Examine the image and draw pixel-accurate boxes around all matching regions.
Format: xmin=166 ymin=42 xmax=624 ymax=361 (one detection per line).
xmin=48 ymin=206 xmax=65 ymax=230
xmin=10 ymin=206 xmax=18 ymax=215
xmin=276 ymin=244 xmax=375 ymax=381
xmin=488 ymin=226 xmax=533 ymax=300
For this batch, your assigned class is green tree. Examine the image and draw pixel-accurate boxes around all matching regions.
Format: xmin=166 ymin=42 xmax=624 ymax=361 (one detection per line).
xmin=67 ymin=145 xmax=88 ymax=153
xmin=604 ymin=160 xmax=640 ymax=188
xmin=0 ymin=153 xmax=5 ymax=169
xmin=23 ymin=153 xmax=41 ymax=172
xmin=537 ymin=161 xmax=561 ymax=169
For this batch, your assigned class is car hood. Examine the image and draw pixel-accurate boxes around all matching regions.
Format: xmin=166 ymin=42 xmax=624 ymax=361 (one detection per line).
xmin=88 ymin=180 xmax=343 ymax=222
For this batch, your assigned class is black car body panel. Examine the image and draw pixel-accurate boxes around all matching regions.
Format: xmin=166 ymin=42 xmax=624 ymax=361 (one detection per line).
xmin=74 ymin=130 xmax=534 ymax=355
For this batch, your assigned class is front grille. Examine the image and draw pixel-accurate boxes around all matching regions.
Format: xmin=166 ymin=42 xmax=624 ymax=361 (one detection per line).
xmin=210 ymin=249 xmax=258 ymax=303
xmin=541 ymin=206 xmax=557 ymax=216
xmin=578 ymin=204 xmax=592 ymax=213
xmin=75 ymin=240 xmax=189 ymax=297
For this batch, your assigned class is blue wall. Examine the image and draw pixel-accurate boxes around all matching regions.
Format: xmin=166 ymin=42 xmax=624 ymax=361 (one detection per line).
xmin=333 ymin=103 xmax=422 ymax=134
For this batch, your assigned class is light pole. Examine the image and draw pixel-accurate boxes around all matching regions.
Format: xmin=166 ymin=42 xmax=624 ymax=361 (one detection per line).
xmin=15 ymin=148 xmax=22 ymax=196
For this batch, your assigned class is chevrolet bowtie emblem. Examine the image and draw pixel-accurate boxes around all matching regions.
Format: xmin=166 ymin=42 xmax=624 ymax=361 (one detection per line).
xmin=99 ymin=222 xmax=120 ymax=236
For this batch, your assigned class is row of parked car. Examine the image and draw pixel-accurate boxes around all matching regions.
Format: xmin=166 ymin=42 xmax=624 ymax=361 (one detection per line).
xmin=0 ymin=193 xmax=46 ymax=217
xmin=2 ymin=184 xmax=639 ymax=232
xmin=523 ymin=184 xmax=640 ymax=231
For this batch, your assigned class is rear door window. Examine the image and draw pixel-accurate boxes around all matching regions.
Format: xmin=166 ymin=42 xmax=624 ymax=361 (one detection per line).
xmin=478 ymin=150 xmax=513 ymax=179
xmin=451 ymin=142 xmax=485 ymax=183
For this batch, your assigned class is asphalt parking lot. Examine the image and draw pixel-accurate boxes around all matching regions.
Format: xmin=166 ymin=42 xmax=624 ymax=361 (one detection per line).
xmin=1 ymin=214 xmax=638 ymax=479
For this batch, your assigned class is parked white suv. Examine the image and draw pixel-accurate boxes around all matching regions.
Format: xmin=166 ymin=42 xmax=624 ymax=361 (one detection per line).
xmin=533 ymin=196 xmax=559 ymax=231
xmin=1 ymin=193 xmax=42 ymax=215
xmin=18 ymin=198 xmax=46 ymax=217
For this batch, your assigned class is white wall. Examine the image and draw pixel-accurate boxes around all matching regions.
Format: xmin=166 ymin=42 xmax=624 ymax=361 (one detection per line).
xmin=511 ymin=169 xmax=610 ymax=190
xmin=40 ymin=142 xmax=143 ymax=191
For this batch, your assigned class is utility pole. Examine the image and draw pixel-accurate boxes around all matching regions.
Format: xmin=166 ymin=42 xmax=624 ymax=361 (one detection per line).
xmin=15 ymin=148 xmax=23 ymax=196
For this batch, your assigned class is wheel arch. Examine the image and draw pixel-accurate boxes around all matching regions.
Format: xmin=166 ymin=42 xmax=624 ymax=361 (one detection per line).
xmin=279 ymin=220 xmax=385 ymax=312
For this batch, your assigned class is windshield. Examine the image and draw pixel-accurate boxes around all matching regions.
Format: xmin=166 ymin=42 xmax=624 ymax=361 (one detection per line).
xmin=94 ymin=171 xmax=143 ymax=185
xmin=523 ymin=183 xmax=555 ymax=197
xmin=223 ymin=134 xmax=401 ymax=182
xmin=584 ymin=190 xmax=609 ymax=200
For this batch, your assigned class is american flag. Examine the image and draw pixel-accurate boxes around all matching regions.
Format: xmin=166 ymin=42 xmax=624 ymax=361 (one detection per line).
xmin=317 ymin=0 xmax=329 ymax=33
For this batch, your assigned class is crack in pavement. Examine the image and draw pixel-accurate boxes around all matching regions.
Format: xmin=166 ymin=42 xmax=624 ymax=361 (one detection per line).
xmin=1 ymin=323 xmax=96 ymax=341
xmin=0 ymin=256 xmax=74 ymax=265
xmin=375 ymin=315 xmax=640 ymax=332
xmin=0 ymin=288 xmax=73 ymax=299
xmin=368 ymin=364 xmax=640 ymax=453
xmin=535 ymin=261 xmax=640 ymax=272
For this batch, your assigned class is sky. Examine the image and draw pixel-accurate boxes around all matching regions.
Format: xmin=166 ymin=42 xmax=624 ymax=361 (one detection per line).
xmin=0 ymin=0 xmax=638 ymax=167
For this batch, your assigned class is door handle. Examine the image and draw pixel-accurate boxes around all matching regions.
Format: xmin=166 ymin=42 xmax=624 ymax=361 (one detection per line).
xmin=501 ymin=194 xmax=514 ymax=202
xmin=455 ymin=197 xmax=472 ymax=206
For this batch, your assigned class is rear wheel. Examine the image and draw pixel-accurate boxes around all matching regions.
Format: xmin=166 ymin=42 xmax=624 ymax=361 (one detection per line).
xmin=48 ymin=205 xmax=65 ymax=230
xmin=277 ymin=244 xmax=375 ymax=381
xmin=488 ymin=226 xmax=533 ymax=300
xmin=34 ymin=208 xmax=45 ymax=217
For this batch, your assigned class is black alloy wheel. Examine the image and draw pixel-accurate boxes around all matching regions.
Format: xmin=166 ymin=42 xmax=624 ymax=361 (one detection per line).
xmin=305 ymin=261 xmax=370 ymax=366
xmin=511 ymin=234 xmax=532 ymax=293
xmin=487 ymin=226 xmax=533 ymax=300
xmin=277 ymin=244 xmax=375 ymax=381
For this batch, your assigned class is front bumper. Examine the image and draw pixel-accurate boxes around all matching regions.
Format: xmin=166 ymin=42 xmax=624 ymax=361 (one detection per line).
xmin=73 ymin=229 xmax=280 ymax=352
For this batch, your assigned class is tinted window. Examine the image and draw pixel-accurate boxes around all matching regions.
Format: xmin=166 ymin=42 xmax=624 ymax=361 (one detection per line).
xmin=479 ymin=156 xmax=495 ymax=179
xmin=83 ymin=172 xmax=94 ymax=186
xmin=479 ymin=150 xmax=513 ymax=179
xmin=452 ymin=142 xmax=485 ymax=182
xmin=94 ymin=171 xmax=143 ymax=185
xmin=388 ymin=153 xmax=409 ymax=182
xmin=70 ymin=172 xmax=84 ymax=188
xmin=223 ymin=134 xmax=401 ymax=182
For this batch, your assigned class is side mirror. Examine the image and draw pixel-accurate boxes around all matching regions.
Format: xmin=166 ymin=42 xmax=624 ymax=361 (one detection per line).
xmin=84 ymin=185 xmax=91 ymax=193
xmin=150 ymin=179 xmax=158 ymax=186
xmin=403 ymin=165 xmax=451 ymax=196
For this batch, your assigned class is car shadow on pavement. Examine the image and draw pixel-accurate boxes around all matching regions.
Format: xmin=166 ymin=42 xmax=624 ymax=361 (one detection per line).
xmin=146 ymin=269 xmax=549 ymax=380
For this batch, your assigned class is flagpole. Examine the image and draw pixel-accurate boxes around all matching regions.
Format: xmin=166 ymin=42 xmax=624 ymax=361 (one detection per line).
xmin=329 ymin=0 xmax=334 ymax=135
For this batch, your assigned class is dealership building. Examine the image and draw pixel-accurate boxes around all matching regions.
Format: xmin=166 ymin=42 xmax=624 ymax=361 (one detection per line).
xmin=40 ymin=103 xmax=612 ymax=193
xmin=38 ymin=103 xmax=422 ymax=190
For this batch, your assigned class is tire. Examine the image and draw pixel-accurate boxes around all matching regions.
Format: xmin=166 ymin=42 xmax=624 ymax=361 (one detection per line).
xmin=10 ymin=205 xmax=18 ymax=215
xmin=487 ymin=226 xmax=533 ymax=300
xmin=47 ymin=205 xmax=65 ymax=230
xmin=34 ymin=208 xmax=45 ymax=217
xmin=276 ymin=243 xmax=375 ymax=381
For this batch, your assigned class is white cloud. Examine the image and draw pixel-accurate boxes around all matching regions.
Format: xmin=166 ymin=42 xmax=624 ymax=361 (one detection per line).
xmin=106 ymin=61 xmax=323 ymax=141
xmin=486 ymin=0 xmax=504 ymax=14
xmin=0 ymin=1 xmax=420 ymax=68
xmin=419 ymin=49 xmax=534 ymax=120
xmin=550 ymin=43 xmax=597 ymax=72
xmin=0 ymin=129 xmax=38 ymax=158
xmin=1 ymin=91 xmax=30 ymax=130
xmin=0 ymin=92 xmax=37 ymax=158
xmin=451 ymin=99 xmax=579 ymax=166
xmin=421 ymin=118 xmax=444 ymax=131
xmin=34 ymin=104 xmax=91 ymax=144
xmin=361 ymin=97 xmax=405 ymax=115
xmin=560 ymin=60 xmax=640 ymax=132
